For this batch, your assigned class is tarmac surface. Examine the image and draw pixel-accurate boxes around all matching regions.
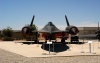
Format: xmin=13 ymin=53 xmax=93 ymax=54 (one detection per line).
xmin=0 ymin=46 xmax=100 ymax=63
xmin=0 ymin=40 xmax=100 ymax=57
xmin=0 ymin=40 xmax=100 ymax=63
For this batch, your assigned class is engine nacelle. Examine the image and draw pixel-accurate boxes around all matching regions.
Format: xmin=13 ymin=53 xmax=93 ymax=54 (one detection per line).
xmin=65 ymin=26 xmax=79 ymax=35
xmin=21 ymin=27 xmax=31 ymax=36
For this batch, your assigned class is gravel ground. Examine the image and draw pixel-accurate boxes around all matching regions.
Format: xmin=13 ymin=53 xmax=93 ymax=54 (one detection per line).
xmin=0 ymin=48 xmax=100 ymax=63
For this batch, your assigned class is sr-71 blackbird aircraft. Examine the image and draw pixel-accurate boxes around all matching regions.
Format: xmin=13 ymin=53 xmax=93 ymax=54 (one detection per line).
xmin=21 ymin=15 xmax=99 ymax=43
xmin=21 ymin=15 xmax=38 ymax=42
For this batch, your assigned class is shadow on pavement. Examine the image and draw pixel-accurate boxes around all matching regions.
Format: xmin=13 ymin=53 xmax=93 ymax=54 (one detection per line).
xmin=41 ymin=43 xmax=69 ymax=53
xmin=16 ymin=41 xmax=85 ymax=45
xmin=70 ymin=41 xmax=85 ymax=44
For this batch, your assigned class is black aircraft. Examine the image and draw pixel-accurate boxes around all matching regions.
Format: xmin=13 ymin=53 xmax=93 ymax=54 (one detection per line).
xmin=21 ymin=15 xmax=38 ymax=42
xmin=39 ymin=21 xmax=63 ymax=42
xmin=39 ymin=15 xmax=80 ymax=43
xmin=21 ymin=15 xmax=80 ymax=43
xmin=64 ymin=15 xmax=79 ymax=42
xmin=21 ymin=15 xmax=98 ymax=43
xmin=65 ymin=15 xmax=79 ymax=35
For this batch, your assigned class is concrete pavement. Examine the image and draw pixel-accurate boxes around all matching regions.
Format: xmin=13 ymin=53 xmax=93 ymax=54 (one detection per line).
xmin=0 ymin=40 xmax=100 ymax=57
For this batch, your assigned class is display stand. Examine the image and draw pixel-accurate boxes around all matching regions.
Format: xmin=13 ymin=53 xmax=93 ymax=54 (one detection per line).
xmin=42 ymin=41 xmax=56 ymax=55
xmin=87 ymin=41 xmax=92 ymax=53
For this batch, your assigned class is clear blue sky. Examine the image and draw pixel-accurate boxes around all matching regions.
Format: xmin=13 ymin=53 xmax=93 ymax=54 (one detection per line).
xmin=0 ymin=0 xmax=100 ymax=30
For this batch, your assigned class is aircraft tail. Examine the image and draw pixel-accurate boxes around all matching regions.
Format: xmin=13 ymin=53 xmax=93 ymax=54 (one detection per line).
xmin=65 ymin=15 xmax=70 ymax=26
xmin=30 ymin=15 xmax=35 ymax=26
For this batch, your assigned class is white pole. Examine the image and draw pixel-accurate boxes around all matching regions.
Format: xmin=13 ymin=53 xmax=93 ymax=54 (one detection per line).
xmin=92 ymin=41 xmax=96 ymax=54
xmin=81 ymin=38 xmax=84 ymax=53
xmin=49 ymin=44 xmax=50 ymax=54
xmin=89 ymin=43 xmax=91 ymax=53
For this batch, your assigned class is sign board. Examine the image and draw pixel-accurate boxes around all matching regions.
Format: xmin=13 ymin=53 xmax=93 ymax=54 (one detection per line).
xmin=47 ymin=41 xmax=52 ymax=44
xmin=88 ymin=41 xmax=93 ymax=43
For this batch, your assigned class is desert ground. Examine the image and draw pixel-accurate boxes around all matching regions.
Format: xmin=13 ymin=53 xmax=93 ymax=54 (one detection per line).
xmin=0 ymin=39 xmax=100 ymax=63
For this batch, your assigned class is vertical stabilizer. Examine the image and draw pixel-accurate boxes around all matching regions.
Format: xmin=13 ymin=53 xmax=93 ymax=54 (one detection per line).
xmin=30 ymin=15 xmax=35 ymax=26
xmin=65 ymin=15 xmax=70 ymax=26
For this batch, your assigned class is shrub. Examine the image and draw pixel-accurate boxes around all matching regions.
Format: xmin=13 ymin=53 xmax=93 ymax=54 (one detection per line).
xmin=2 ymin=27 xmax=14 ymax=41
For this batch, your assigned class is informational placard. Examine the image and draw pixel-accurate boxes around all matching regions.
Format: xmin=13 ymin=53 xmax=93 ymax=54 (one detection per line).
xmin=47 ymin=41 xmax=52 ymax=44
xmin=88 ymin=41 xmax=93 ymax=43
